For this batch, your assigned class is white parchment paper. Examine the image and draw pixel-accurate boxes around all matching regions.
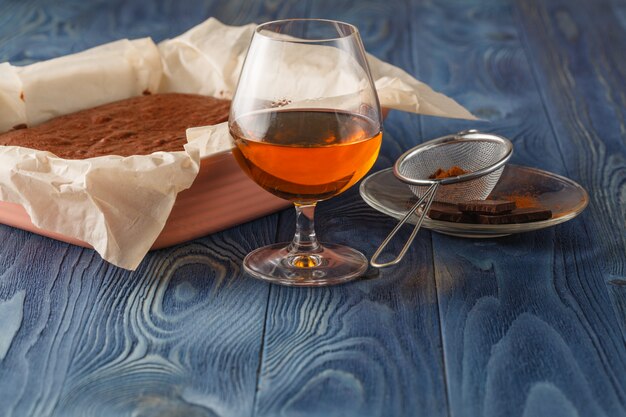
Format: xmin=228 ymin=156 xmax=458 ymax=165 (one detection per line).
xmin=0 ymin=18 xmax=475 ymax=270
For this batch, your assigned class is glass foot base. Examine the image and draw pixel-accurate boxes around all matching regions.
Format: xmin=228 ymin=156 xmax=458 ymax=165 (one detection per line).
xmin=243 ymin=242 xmax=368 ymax=287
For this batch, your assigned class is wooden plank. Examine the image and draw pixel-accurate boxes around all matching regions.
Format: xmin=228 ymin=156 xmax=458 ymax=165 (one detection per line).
xmin=252 ymin=1 xmax=449 ymax=416
xmin=0 ymin=0 xmax=309 ymax=64
xmin=254 ymin=205 xmax=448 ymax=417
xmin=0 ymin=0 xmax=304 ymax=416
xmin=0 ymin=220 xmax=277 ymax=417
xmin=613 ymin=0 xmax=626 ymax=32
xmin=409 ymin=0 xmax=626 ymax=416
xmin=515 ymin=0 xmax=626 ymax=332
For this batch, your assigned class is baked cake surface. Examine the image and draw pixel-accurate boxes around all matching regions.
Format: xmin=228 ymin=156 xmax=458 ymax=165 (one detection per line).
xmin=0 ymin=93 xmax=231 ymax=159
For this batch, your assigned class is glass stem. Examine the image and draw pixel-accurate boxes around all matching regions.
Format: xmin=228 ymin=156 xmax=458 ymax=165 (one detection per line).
xmin=288 ymin=203 xmax=321 ymax=254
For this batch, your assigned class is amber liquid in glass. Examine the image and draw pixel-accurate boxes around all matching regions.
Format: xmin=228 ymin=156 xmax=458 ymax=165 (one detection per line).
xmin=230 ymin=109 xmax=382 ymax=203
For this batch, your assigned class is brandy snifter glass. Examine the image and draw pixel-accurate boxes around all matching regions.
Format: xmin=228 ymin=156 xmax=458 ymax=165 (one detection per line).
xmin=229 ymin=19 xmax=382 ymax=286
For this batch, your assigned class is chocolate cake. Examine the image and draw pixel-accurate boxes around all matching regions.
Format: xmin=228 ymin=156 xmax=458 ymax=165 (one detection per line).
xmin=0 ymin=93 xmax=231 ymax=159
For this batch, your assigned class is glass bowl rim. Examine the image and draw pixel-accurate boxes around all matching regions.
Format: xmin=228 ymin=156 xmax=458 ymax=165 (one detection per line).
xmin=255 ymin=18 xmax=360 ymax=43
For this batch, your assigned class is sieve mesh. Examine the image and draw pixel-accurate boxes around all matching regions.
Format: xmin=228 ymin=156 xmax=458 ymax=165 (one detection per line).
xmin=372 ymin=131 xmax=513 ymax=268
xmin=396 ymin=139 xmax=510 ymax=203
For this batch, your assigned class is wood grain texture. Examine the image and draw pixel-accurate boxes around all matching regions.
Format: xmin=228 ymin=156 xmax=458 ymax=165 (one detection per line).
xmin=0 ymin=216 xmax=280 ymax=417
xmin=408 ymin=0 xmax=626 ymax=416
xmin=515 ymin=0 xmax=626 ymax=333
xmin=0 ymin=0 xmax=308 ymax=65
xmin=255 ymin=200 xmax=447 ymax=417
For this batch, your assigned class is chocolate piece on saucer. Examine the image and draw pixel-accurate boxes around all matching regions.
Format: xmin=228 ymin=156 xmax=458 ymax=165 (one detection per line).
xmin=428 ymin=204 xmax=474 ymax=223
xmin=476 ymin=208 xmax=552 ymax=224
xmin=458 ymin=199 xmax=516 ymax=214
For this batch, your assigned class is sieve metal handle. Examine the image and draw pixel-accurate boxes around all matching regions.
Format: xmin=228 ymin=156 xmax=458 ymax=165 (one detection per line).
xmin=370 ymin=182 xmax=439 ymax=268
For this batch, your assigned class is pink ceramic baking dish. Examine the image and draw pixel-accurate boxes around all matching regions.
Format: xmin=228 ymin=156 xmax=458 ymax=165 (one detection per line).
xmin=0 ymin=150 xmax=289 ymax=250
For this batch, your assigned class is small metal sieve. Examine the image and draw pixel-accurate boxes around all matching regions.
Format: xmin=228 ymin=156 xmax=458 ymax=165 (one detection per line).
xmin=370 ymin=130 xmax=513 ymax=268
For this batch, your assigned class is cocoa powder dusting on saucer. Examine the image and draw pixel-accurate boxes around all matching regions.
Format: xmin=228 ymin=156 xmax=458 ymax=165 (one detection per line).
xmin=496 ymin=193 xmax=539 ymax=208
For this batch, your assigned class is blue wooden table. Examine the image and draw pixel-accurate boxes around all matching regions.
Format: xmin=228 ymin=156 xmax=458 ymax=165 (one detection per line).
xmin=1 ymin=0 xmax=625 ymax=416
